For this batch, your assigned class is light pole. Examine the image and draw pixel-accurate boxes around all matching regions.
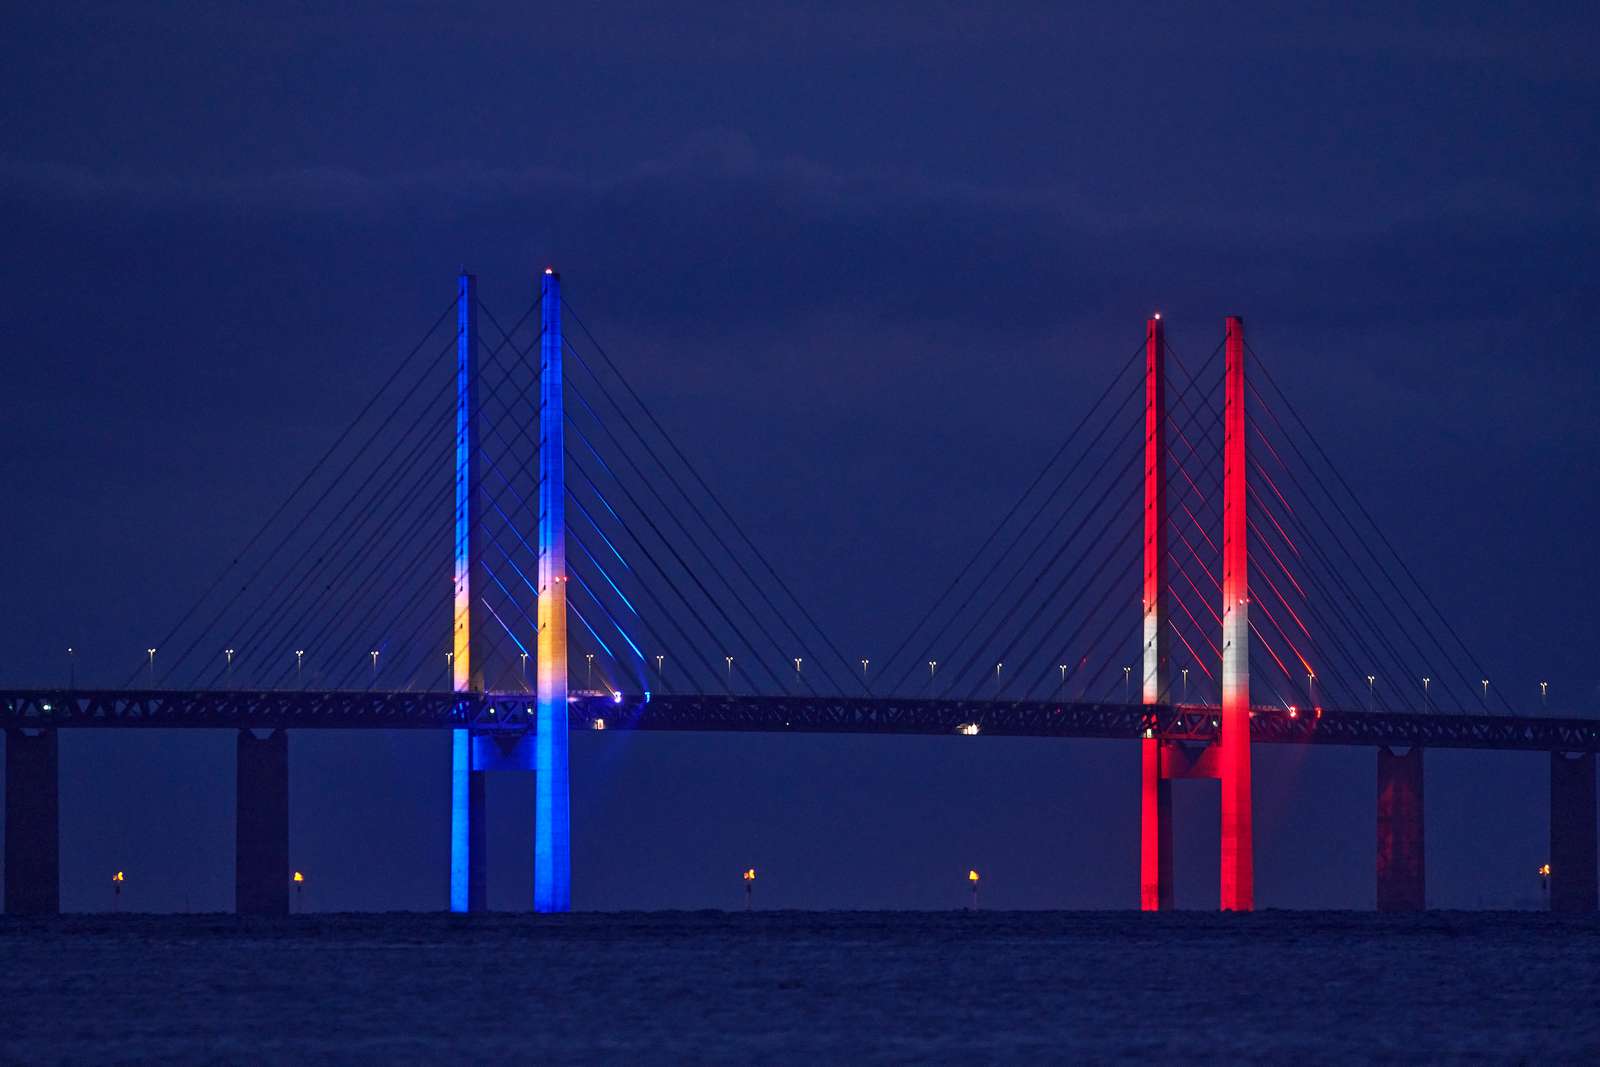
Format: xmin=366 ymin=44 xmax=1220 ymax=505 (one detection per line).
xmin=994 ymin=662 xmax=1003 ymax=692
xmin=370 ymin=650 xmax=379 ymax=681
xmin=1123 ymin=665 xmax=1132 ymax=703
xmin=445 ymin=651 xmax=453 ymax=685
xmin=1058 ymin=664 xmax=1068 ymax=695
xmin=225 ymin=648 xmax=235 ymax=684
xmin=295 ymin=650 xmax=304 ymax=686
xmin=655 ymin=654 xmax=664 ymax=688
xmin=1367 ymin=674 xmax=1376 ymax=712
xmin=1422 ymin=676 xmax=1431 ymax=712
xmin=1181 ymin=667 xmax=1189 ymax=704
xmin=1307 ymin=671 xmax=1315 ymax=708
xmin=793 ymin=657 xmax=803 ymax=682
xmin=146 ymin=648 xmax=156 ymax=687
xmin=726 ymin=655 xmax=734 ymax=686
xmin=928 ymin=660 xmax=938 ymax=691
xmin=520 ymin=651 xmax=528 ymax=687
xmin=1481 ymin=679 xmax=1490 ymax=705
xmin=860 ymin=658 xmax=869 ymax=685
xmin=1540 ymin=681 xmax=1549 ymax=709
xmin=586 ymin=653 xmax=594 ymax=689
xmin=67 ymin=647 xmax=75 ymax=689
xmin=743 ymin=868 xmax=756 ymax=911
xmin=968 ymin=869 xmax=980 ymax=910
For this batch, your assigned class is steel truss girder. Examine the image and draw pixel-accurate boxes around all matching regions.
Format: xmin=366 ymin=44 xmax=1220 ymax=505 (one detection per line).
xmin=2 ymin=690 xmax=1597 ymax=753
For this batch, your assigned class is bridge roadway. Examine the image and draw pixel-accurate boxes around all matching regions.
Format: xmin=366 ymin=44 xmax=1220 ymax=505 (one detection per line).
xmin=3 ymin=689 xmax=1598 ymax=752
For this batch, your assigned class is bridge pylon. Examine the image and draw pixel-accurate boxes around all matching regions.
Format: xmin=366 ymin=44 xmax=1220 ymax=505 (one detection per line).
xmin=450 ymin=271 xmax=488 ymax=913
xmin=1219 ymin=314 xmax=1254 ymax=911
xmin=447 ymin=268 xmax=573 ymax=913
xmin=534 ymin=268 xmax=572 ymax=912
xmin=1140 ymin=314 xmax=1174 ymax=911
xmin=1137 ymin=315 xmax=1255 ymax=911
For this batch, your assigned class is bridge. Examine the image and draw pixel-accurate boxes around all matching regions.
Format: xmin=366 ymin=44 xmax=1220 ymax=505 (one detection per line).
xmin=4 ymin=272 xmax=1595 ymax=915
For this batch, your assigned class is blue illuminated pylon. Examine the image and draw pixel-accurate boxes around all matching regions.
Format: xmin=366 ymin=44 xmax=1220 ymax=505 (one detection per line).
xmin=450 ymin=271 xmax=486 ymax=913
xmin=534 ymin=268 xmax=571 ymax=912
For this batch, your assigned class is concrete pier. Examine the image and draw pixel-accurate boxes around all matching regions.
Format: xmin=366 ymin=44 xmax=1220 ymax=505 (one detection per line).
xmin=4 ymin=728 xmax=60 ymax=914
xmin=1376 ymin=746 xmax=1425 ymax=911
xmin=1550 ymin=751 xmax=1597 ymax=913
xmin=236 ymin=728 xmax=289 ymax=915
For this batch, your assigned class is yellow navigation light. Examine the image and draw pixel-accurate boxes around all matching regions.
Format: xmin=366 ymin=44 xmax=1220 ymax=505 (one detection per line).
xmin=1538 ymin=863 xmax=1552 ymax=878
xmin=112 ymin=871 xmax=124 ymax=883
xmin=968 ymin=869 xmax=980 ymax=884
xmin=743 ymin=868 xmax=756 ymax=882
xmin=293 ymin=871 xmax=305 ymax=884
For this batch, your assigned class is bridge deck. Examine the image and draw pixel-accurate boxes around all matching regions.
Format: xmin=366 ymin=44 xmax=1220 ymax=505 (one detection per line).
xmin=3 ymin=690 xmax=1598 ymax=752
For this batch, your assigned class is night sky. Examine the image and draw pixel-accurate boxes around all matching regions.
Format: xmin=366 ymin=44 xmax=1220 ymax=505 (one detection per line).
xmin=3 ymin=3 xmax=1597 ymax=912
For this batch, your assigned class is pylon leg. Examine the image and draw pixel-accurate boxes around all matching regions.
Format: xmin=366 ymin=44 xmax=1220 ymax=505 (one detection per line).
xmin=1219 ymin=315 xmax=1254 ymax=911
xmin=1140 ymin=737 xmax=1173 ymax=910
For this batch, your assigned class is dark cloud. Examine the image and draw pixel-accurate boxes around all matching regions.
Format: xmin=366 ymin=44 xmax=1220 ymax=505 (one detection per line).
xmin=1 ymin=2 xmax=1596 ymax=911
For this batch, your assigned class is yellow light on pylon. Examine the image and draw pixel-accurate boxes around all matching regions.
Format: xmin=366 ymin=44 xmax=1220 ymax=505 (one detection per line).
xmin=1539 ymin=863 xmax=1551 ymax=878
xmin=743 ymin=868 xmax=756 ymax=882
xmin=968 ymin=869 xmax=979 ymax=884
xmin=112 ymin=871 xmax=124 ymax=884
xmin=293 ymin=871 xmax=305 ymax=884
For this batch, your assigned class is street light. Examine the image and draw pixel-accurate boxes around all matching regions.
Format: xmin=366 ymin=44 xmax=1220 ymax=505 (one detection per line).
xmin=860 ymin=658 xmax=869 ymax=682
xmin=1307 ymin=671 xmax=1315 ymax=708
xmin=585 ymin=653 xmax=594 ymax=689
xmin=994 ymin=662 xmax=1003 ymax=690
xmin=1481 ymin=679 xmax=1490 ymax=704
xmin=1058 ymin=664 xmax=1068 ymax=694
xmin=1367 ymin=674 xmax=1376 ymax=711
xmin=224 ymin=648 xmax=235 ymax=683
xmin=726 ymin=655 xmax=734 ymax=685
xmin=295 ymin=650 xmax=305 ymax=686
xmin=370 ymin=650 xmax=379 ymax=679
xmin=743 ymin=867 xmax=756 ymax=911
xmin=1123 ymin=665 xmax=1132 ymax=703
xmin=1540 ymin=681 xmax=1549 ymax=709
xmin=928 ymin=660 xmax=938 ymax=688
xmin=67 ymin=647 xmax=75 ymax=689
xmin=146 ymin=648 xmax=156 ymax=687
xmin=520 ymin=651 xmax=528 ymax=686
xmin=968 ymin=869 xmax=980 ymax=910
xmin=793 ymin=657 xmax=803 ymax=680
xmin=1422 ymin=676 xmax=1431 ymax=712
xmin=1181 ymin=667 xmax=1189 ymax=703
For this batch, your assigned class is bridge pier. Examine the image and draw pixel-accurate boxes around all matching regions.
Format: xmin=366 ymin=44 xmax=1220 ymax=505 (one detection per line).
xmin=4 ymin=728 xmax=60 ymax=914
xmin=1550 ymin=751 xmax=1597 ymax=913
xmin=236 ymin=728 xmax=289 ymax=915
xmin=1376 ymin=746 xmax=1425 ymax=911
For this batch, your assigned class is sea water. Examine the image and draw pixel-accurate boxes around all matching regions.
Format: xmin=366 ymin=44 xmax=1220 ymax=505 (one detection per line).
xmin=2 ymin=910 xmax=1596 ymax=1061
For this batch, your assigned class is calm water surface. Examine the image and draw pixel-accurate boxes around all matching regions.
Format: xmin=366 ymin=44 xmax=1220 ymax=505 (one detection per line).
xmin=2 ymin=911 xmax=1597 ymax=1062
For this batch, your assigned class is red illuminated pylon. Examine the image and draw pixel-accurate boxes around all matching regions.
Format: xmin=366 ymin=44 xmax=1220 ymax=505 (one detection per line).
xmin=1219 ymin=315 xmax=1255 ymax=911
xmin=1140 ymin=314 xmax=1174 ymax=911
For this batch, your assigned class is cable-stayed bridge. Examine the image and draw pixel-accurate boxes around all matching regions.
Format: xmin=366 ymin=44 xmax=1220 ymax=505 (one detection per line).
xmin=4 ymin=271 xmax=1596 ymax=916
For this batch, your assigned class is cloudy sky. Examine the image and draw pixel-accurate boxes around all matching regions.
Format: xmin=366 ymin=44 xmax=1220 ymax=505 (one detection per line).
xmin=3 ymin=3 xmax=1597 ymax=910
